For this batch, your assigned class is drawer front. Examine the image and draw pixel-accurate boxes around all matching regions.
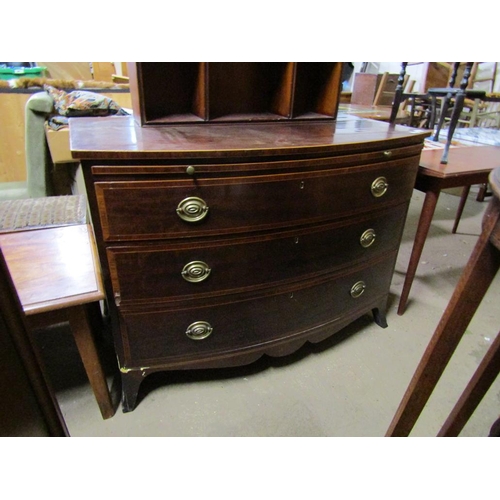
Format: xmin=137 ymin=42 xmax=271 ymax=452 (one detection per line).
xmin=95 ymin=157 xmax=419 ymax=241
xmin=108 ymin=204 xmax=407 ymax=305
xmin=119 ymin=253 xmax=396 ymax=366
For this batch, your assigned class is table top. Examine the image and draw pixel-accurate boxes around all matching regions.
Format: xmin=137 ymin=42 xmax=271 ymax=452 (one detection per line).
xmin=419 ymin=145 xmax=500 ymax=179
xmin=0 ymin=224 xmax=104 ymax=315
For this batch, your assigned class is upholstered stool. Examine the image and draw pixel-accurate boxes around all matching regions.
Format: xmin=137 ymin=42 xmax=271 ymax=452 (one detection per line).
xmin=387 ymin=166 xmax=500 ymax=436
xmin=0 ymin=195 xmax=86 ymax=233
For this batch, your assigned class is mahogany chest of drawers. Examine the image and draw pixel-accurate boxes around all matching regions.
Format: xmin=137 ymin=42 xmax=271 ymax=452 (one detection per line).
xmin=70 ymin=115 xmax=429 ymax=412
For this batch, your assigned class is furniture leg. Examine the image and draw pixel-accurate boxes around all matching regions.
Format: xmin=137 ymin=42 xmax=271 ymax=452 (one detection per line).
xmin=440 ymin=93 xmax=466 ymax=164
xmin=372 ymin=297 xmax=388 ymax=328
xmin=429 ymin=95 xmax=438 ymax=130
xmin=387 ymin=200 xmax=500 ymax=436
xmin=452 ymin=185 xmax=471 ymax=234
xmin=409 ymin=96 xmax=416 ymax=126
xmin=121 ymin=370 xmax=145 ymax=413
xmin=85 ymin=300 xmax=104 ymax=334
xmin=398 ymin=189 xmax=440 ymax=315
xmin=67 ymin=305 xmax=115 ymax=419
xmin=372 ymin=308 xmax=388 ymax=328
xmin=389 ymin=63 xmax=407 ymax=125
xmin=477 ymin=184 xmax=487 ymax=202
xmin=438 ymin=329 xmax=500 ymax=437
xmin=477 ymin=183 xmax=492 ymax=202
xmin=432 ymin=95 xmax=451 ymax=142
xmin=489 ymin=416 xmax=500 ymax=436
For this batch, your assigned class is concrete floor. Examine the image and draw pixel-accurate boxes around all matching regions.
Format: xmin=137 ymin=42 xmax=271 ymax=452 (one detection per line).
xmin=34 ymin=186 xmax=500 ymax=437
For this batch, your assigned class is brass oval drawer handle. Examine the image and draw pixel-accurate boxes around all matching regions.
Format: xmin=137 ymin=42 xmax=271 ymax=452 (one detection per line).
xmin=371 ymin=177 xmax=388 ymax=198
xmin=360 ymin=228 xmax=376 ymax=248
xmin=383 ymin=150 xmax=393 ymax=158
xmin=350 ymin=281 xmax=366 ymax=298
xmin=186 ymin=321 xmax=213 ymax=340
xmin=176 ymin=197 xmax=209 ymax=222
xmin=181 ymin=261 xmax=211 ymax=283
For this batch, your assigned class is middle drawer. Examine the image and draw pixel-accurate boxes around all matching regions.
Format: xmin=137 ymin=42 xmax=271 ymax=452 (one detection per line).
xmin=107 ymin=204 xmax=407 ymax=306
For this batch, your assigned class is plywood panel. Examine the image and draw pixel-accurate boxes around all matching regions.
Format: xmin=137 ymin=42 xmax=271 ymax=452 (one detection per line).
xmin=424 ymin=62 xmax=450 ymax=91
xmin=0 ymin=93 xmax=30 ymax=182
xmin=38 ymin=62 xmax=93 ymax=81
xmin=103 ymin=91 xmax=131 ymax=109
xmin=91 ymin=63 xmax=115 ymax=82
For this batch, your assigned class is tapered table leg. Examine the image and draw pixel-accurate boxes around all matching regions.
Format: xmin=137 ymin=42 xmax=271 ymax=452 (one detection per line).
xmin=68 ymin=304 xmax=115 ymax=419
xmin=452 ymin=185 xmax=471 ymax=234
xmin=398 ymin=189 xmax=440 ymax=315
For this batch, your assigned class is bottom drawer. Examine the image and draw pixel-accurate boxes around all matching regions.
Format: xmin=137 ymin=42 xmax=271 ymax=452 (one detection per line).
xmin=119 ymin=252 xmax=397 ymax=368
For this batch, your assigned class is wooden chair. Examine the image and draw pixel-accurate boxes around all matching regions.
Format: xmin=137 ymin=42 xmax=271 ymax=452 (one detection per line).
xmin=428 ymin=63 xmax=487 ymax=164
xmin=432 ymin=63 xmax=499 ymax=231
xmin=456 ymin=62 xmax=500 ymax=128
xmin=390 ymin=62 xmax=495 ymax=234
xmin=389 ymin=63 xmax=433 ymax=128
xmin=455 ymin=63 xmax=499 ymax=207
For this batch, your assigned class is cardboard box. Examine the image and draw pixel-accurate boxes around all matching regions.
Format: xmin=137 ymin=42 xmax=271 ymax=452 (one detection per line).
xmin=45 ymin=125 xmax=79 ymax=163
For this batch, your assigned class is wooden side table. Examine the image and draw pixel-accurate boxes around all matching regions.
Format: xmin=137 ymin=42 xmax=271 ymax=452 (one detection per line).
xmin=387 ymin=166 xmax=500 ymax=436
xmin=0 ymin=224 xmax=114 ymax=420
xmin=398 ymin=145 xmax=500 ymax=315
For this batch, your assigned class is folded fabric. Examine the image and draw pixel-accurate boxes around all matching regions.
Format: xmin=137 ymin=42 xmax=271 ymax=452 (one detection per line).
xmin=44 ymin=84 xmax=128 ymax=117
xmin=47 ymin=115 xmax=69 ymax=130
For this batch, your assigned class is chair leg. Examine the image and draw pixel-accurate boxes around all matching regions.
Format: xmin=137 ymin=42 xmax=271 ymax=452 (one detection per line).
xmin=477 ymin=183 xmax=492 ymax=202
xmin=432 ymin=95 xmax=451 ymax=142
xmin=440 ymin=93 xmax=466 ymax=164
xmin=429 ymin=95 xmax=438 ymax=130
xmin=452 ymin=185 xmax=471 ymax=234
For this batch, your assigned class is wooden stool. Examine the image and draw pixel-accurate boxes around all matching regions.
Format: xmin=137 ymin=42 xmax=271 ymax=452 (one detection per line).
xmin=387 ymin=166 xmax=500 ymax=436
xmin=0 ymin=224 xmax=114 ymax=420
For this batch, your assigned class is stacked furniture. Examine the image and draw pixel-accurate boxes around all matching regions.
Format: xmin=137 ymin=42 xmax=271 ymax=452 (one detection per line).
xmin=70 ymin=63 xmax=430 ymax=412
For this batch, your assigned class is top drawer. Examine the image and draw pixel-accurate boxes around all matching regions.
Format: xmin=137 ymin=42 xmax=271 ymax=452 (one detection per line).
xmin=95 ymin=156 xmax=419 ymax=241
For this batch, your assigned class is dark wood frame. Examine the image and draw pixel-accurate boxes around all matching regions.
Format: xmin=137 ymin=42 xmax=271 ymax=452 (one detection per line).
xmin=0 ymin=249 xmax=68 ymax=436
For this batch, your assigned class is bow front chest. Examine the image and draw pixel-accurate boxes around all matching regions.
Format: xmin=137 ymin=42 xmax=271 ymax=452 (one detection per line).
xmin=70 ymin=114 xmax=428 ymax=412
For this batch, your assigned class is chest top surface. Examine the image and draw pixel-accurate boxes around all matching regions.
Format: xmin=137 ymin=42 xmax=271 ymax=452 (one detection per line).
xmin=69 ymin=114 xmax=430 ymax=161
